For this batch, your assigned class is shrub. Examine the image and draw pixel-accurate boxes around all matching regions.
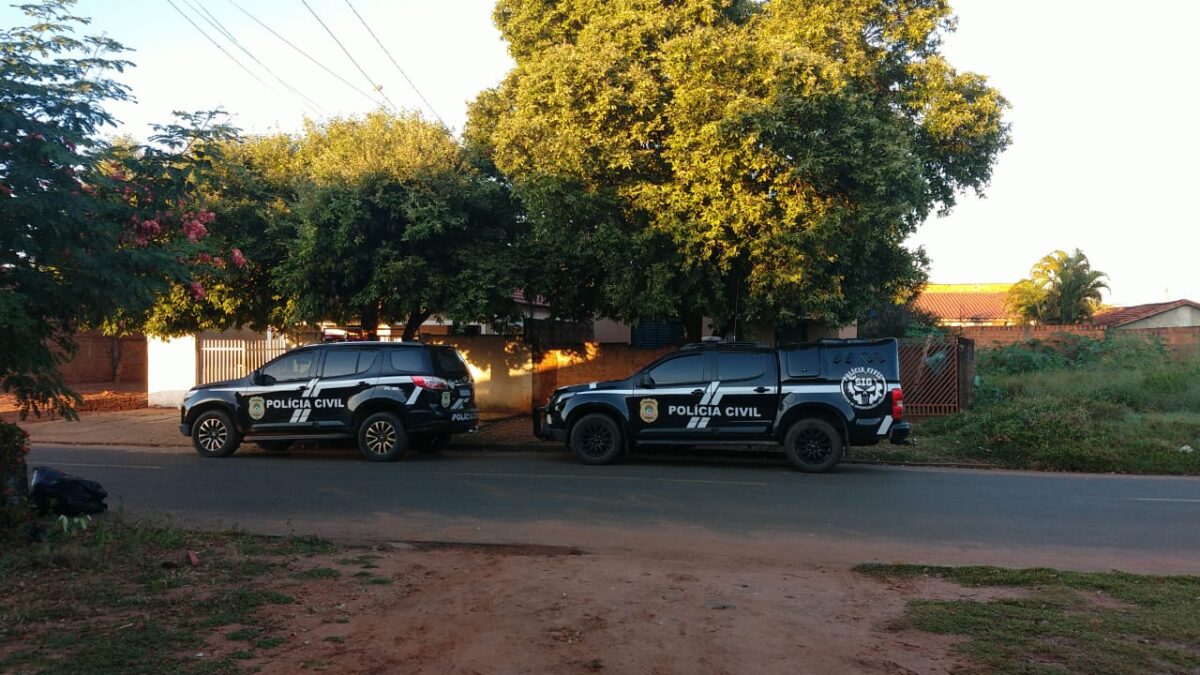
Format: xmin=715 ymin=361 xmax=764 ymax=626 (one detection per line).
xmin=977 ymin=333 xmax=1167 ymax=376
xmin=1 ymin=421 xmax=31 ymax=534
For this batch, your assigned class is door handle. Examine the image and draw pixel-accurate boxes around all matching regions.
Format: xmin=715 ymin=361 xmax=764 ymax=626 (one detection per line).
xmin=754 ymin=386 xmax=770 ymax=393
xmin=358 ymin=381 xmax=370 ymax=387
xmin=691 ymin=389 xmax=705 ymax=395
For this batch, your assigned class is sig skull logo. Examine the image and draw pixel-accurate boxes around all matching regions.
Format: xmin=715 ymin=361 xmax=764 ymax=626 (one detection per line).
xmin=841 ymin=367 xmax=887 ymax=409
xmin=639 ymin=398 xmax=659 ymax=423
xmin=248 ymin=396 xmax=266 ymax=420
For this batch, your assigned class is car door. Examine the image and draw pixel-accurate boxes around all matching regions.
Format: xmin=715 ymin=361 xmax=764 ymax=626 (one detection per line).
xmin=242 ymin=349 xmax=320 ymax=433
xmin=629 ymin=352 xmax=712 ymax=440
xmin=709 ymin=351 xmax=779 ymax=437
xmin=309 ymin=347 xmax=381 ymax=431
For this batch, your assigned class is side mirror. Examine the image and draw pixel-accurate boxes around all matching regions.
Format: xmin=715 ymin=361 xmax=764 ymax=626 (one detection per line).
xmin=251 ymin=370 xmax=263 ymax=386
xmin=638 ymin=374 xmax=655 ymax=388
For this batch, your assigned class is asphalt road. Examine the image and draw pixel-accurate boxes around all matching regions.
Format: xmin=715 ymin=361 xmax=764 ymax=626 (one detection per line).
xmin=28 ymin=443 xmax=1200 ymax=571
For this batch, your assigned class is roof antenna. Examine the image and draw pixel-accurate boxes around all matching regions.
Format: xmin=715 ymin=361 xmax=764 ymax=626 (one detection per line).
xmin=729 ymin=278 xmax=740 ymax=343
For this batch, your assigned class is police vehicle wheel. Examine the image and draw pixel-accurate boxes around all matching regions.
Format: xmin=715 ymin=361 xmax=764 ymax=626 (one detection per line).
xmin=256 ymin=441 xmax=293 ymax=452
xmin=357 ymin=412 xmax=408 ymax=462
xmin=413 ymin=433 xmax=449 ymax=454
xmin=783 ymin=418 xmax=843 ymax=473
xmin=569 ymin=413 xmax=624 ymax=465
xmin=192 ymin=410 xmax=241 ymax=458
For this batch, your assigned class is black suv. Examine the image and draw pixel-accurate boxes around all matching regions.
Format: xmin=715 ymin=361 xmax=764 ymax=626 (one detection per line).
xmin=179 ymin=342 xmax=478 ymax=461
xmin=534 ymin=338 xmax=910 ymax=472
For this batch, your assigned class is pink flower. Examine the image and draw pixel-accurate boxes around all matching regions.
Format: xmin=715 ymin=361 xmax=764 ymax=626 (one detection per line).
xmin=189 ymin=281 xmax=206 ymax=300
xmin=213 ymin=256 xmax=225 ymax=268
xmin=231 ymin=248 xmax=246 ymax=269
xmin=197 ymin=252 xmax=212 ymax=264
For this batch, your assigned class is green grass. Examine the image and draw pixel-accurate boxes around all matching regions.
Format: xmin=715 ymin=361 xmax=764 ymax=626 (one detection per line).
xmin=857 ymin=563 xmax=1200 ymax=674
xmin=0 ymin=515 xmax=346 ymax=674
xmin=860 ymin=340 xmax=1200 ymax=474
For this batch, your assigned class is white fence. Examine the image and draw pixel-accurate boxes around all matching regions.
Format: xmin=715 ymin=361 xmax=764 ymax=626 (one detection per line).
xmin=198 ymin=337 xmax=289 ymax=384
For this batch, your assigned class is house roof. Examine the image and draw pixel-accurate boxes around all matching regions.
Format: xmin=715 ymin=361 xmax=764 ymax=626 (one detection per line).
xmin=1091 ymin=299 xmax=1200 ymax=328
xmin=912 ymin=283 xmax=1013 ymax=322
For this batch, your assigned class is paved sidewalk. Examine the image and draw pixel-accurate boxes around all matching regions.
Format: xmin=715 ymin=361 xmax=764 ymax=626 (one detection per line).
xmin=21 ymin=408 xmax=533 ymax=450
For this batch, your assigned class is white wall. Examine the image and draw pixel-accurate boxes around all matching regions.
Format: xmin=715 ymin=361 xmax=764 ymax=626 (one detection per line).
xmin=147 ymin=336 xmax=196 ymax=408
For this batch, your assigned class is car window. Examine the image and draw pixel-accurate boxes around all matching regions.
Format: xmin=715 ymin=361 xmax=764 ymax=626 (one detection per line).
xmin=388 ymin=348 xmax=430 ymax=374
xmin=322 ymin=350 xmax=359 ymax=379
xmin=322 ymin=349 xmax=379 ymax=379
xmin=646 ymin=354 xmax=704 ymax=386
xmin=432 ymin=348 xmax=469 ymax=377
xmin=261 ymin=351 xmax=317 ymax=383
xmin=716 ymin=352 xmax=766 ymax=381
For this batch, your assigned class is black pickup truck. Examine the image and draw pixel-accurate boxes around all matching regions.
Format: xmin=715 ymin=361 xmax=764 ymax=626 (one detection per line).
xmin=534 ymin=338 xmax=910 ymax=472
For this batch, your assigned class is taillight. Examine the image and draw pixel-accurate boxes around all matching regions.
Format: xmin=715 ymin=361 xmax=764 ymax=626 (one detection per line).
xmin=411 ymin=375 xmax=449 ymax=390
xmin=891 ymin=388 xmax=904 ymax=421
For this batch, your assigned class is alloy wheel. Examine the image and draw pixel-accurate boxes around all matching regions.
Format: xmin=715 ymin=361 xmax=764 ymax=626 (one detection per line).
xmin=793 ymin=427 xmax=833 ymax=463
xmin=365 ymin=420 xmax=397 ymax=455
xmin=197 ymin=417 xmax=228 ymax=452
xmin=579 ymin=422 xmax=613 ymax=458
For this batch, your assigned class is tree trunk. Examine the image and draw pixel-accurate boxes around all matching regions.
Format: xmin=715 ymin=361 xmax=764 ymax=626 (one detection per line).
xmin=109 ymin=335 xmax=122 ymax=382
xmin=360 ymin=301 xmax=381 ymax=340
xmin=680 ymin=309 xmax=704 ymax=342
xmin=402 ymin=310 xmax=432 ymax=341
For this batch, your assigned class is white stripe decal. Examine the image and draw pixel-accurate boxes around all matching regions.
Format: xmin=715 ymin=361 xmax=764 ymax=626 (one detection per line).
xmin=686 ymin=417 xmax=698 ymax=429
xmin=877 ymin=416 xmax=893 ymax=436
xmin=698 ymin=416 xmax=711 ymax=428
xmin=406 ymin=386 xmax=423 ymax=405
xmin=298 ymin=409 xmax=311 ymax=423
xmin=289 ymin=409 xmax=302 ymax=423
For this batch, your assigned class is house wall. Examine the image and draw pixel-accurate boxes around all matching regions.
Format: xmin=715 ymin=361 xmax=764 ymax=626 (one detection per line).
xmin=147 ymin=336 xmax=198 ymax=408
xmin=1120 ymin=306 xmax=1200 ymax=329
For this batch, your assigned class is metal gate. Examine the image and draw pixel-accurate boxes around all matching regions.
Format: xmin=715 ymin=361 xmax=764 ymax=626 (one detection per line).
xmin=198 ymin=337 xmax=288 ymax=385
xmin=898 ymin=337 xmax=974 ymax=417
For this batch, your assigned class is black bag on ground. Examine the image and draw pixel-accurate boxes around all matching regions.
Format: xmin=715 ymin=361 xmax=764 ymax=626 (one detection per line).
xmin=29 ymin=467 xmax=108 ymax=516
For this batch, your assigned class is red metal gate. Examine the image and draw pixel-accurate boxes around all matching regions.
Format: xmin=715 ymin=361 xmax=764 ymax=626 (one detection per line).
xmin=898 ymin=337 xmax=974 ymax=418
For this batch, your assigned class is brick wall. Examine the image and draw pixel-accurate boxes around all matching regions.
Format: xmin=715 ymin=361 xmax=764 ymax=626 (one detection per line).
xmin=59 ymin=332 xmax=147 ymax=385
xmin=955 ymin=325 xmax=1200 ymax=355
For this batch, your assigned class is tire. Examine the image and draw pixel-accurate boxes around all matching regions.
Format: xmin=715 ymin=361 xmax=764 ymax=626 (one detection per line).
xmin=782 ymin=418 xmax=844 ymax=473
xmin=569 ymin=413 xmax=624 ymax=465
xmin=357 ymin=412 xmax=408 ymax=462
xmin=191 ymin=409 xmax=241 ymax=458
xmin=412 ymin=433 xmax=450 ymax=454
xmin=255 ymin=440 xmax=293 ymax=452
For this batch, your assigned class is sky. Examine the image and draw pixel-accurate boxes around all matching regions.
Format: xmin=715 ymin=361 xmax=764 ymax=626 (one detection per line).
xmin=3 ymin=0 xmax=1196 ymax=306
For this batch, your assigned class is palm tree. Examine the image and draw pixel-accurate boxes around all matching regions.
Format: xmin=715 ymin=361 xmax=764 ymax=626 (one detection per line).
xmin=1006 ymin=249 xmax=1108 ymax=324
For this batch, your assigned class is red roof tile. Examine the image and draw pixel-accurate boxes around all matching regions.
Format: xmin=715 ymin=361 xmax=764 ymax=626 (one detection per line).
xmin=1091 ymin=299 xmax=1200 ymax=327
xmin=913 ymin=291 xmax=1011 ymax=322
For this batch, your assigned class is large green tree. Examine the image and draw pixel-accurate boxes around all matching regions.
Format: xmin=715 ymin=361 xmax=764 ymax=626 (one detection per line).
xmin=1006 ymin=249 xmax=1108 ymax=325
xmin=1 ymin=1 xmax=218 ymax=416
xmin=468 ymin=0 xmax=1009 ymax=337
xmin=277 ymin=112 xmax=520 ymax=340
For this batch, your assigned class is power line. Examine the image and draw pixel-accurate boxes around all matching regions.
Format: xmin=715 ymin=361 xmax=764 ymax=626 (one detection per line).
xmin=225 ymin=0 xmax=387 ymax=110
xmin=165 ymin=0 xmax=278 ymax=94
xmin=299 ymin=0 xmax=400 ymax=112
xmin=185 ymin=0 xmax=329 ymax=117
xmin=343 ymin=0 xmax=445 ymax=127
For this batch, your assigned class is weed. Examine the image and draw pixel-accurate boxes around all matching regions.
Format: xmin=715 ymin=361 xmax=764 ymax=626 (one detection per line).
xmin=293 ymin=567 xmax=341 ymax=580
xmin=858 ymin=564 xmax=1200 ymax=674
xmin=254 ymin=636 xmax=287 ymax=650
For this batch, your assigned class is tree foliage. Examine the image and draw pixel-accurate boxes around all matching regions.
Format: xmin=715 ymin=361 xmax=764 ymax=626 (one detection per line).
xmin=276 ymin=112 xmax=520 ymax=340
xmin=0 ymin=1 xmax=222 ymax=416
xmin=469 ymin=0 xmax=1009 ymax=336
xmin=1006 ymin=249 xmax=1108 ymax=325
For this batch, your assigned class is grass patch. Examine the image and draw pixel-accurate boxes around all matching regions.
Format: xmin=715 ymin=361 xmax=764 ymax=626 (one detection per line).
xmin=0 ymin=515 xmax=346 ymax=673
xmin=293 ymin=567 xmax=341 ymax=580
xmin=867 ymin=336 xmax=1200 ymax=474
xmin=857 ymin=563 xmax=1200 ymax=674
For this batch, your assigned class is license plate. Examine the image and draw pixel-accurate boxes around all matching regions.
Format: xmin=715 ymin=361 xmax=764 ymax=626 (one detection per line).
xmin=459 ymin=388 xmax=471 ymax=398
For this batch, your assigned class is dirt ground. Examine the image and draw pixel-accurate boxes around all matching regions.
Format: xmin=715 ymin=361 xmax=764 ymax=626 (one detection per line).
xmin=0 ymin=382 xmax=145 ymax=422
xmin=234 ymin=543 xmax=1016 ymax=675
